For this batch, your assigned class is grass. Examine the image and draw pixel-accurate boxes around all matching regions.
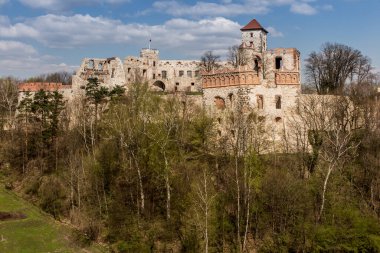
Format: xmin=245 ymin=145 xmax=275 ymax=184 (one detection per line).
xmin=0 ymin=186 xmax=106 ymax=253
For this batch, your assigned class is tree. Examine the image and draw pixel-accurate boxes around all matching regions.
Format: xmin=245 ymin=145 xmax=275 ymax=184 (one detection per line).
xmin=26 ymin=71 xmax=73 ymax=85
xmin=228 ymin=45 xmax=248 ymax=68
xmin=200 ymin=51 xmax=220 ymax=72
xmin=0 ymin=77 xmax=18 ymax=132
xmin=305 ymin=43 xmax=373 ymax=94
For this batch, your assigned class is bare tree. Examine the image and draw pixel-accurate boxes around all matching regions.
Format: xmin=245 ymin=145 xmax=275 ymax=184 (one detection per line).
xmin=228 ymin=45 xmax=248 ymax=68
xmin=292 ymin=95 xmax=361 ymax=221
xmin=0 ymin=77 xmax=18 ymax=131
xmin=200 ymin=51 xmax=220 ymax=72
xmin=305 ymin=43 xmax=373 ymax=94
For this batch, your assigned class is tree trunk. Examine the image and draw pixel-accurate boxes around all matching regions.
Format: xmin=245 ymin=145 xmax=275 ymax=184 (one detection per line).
xmin=204 ymin=168 xmax=209 ymax=253
xmin=318 ymin=162 xmax=335 ymax=222
xmin=164 ymin=151 xmax=171 ymax=220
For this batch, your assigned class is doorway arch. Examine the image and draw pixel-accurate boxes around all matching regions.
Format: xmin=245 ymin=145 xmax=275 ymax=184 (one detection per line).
xmin=152 ymin=80 xmax=165 ymax=91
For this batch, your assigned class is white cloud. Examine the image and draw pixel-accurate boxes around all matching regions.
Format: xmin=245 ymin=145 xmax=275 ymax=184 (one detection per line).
xmin=0 ymin=14 xmax=242 ymax=56
xmin=18 ymin=0 xmax=131 ymax=11
xmin=266 ymin=27 xmax=284 ymax=37
xmin=0 ymin=40 xmax=76 ymax=77
xmin=0 ymin=40 xmax=37 ymax=56
xmin=0 ymin=0 xmax=8 ymax=5
xmin=290 ymin=2 xmax=317 ymax=15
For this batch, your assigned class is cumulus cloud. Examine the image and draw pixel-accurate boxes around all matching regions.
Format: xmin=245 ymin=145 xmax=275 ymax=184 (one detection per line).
xmin=0 ymin=14 xmax=242 ymax=56
xmin=0 ymin=40 xmax=77 ymax=77
xmin=0 ymin=40 xmax=37 ymax=56
xmin=266 ymin=27 xmax=284 ymax=38
xmin=153 ymin=0 xmax=327 ymax=17
xmin=290 ymin=2 xmax=317 ymax=15
xmin=18 ymin=0 xmax=131 ymax=11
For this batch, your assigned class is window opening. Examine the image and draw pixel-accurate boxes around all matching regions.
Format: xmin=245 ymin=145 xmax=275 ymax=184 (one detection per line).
xmin=275 ymin=57 xmax=283 ymax=70
xmin=275 ymin=95 xmax=281 ymax=109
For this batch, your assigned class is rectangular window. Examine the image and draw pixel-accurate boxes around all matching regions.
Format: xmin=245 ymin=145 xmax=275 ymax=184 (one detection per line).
xmin=195 ymin=70 xmax=200 ymax=77
xmin=257 ymin=95 xmax=263 ymax=109
xmin=128 ymin=67 xmax=131 ymax=73
xmin=111 ymin=68 xmax=115 ymax=78
xmin=153 ymin=61 xmax=156 ymax=67
xmin=143 ymin=69 xmax=146 ymax=77
xmin=179 ymin=70 xmax=184 ymax=77
xmin=162 ymin=70 xmax=167 ymax=79
xmin=176 ymin=82 xmax=179 ymax=86
xmin=275 ymin=57 xmax=283 ymax=70
xmin=187 ymin=71 xmax=192 ymax=77
xmin=275 ymin=95 xmax=281 ymax=109
xmin=191 ymin=82 xmax=194 ymax=86
xmin=153 ymin=73 xmax=156 ymax=79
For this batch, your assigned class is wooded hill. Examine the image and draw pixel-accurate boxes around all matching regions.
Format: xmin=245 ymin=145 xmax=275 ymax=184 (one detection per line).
xmin=1 ymin=43 xmax=380 ymax=252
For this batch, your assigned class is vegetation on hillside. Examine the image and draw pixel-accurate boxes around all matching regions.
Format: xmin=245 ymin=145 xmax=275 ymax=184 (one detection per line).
xmin=0 ymin=44 xmax=380 ymax=252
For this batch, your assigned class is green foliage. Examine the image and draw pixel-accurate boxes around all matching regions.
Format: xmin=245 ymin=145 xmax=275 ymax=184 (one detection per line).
xmin=3 ymin=79 xmax=380 ymax=252
xmin=38 ymin=175 xmax=67 ymax=218
xmin=314 ymin=207 xmax=380 ymax=252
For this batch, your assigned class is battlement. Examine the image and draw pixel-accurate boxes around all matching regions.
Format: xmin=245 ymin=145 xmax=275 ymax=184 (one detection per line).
xmin=18 ymin=82 xmax=72 ymax=92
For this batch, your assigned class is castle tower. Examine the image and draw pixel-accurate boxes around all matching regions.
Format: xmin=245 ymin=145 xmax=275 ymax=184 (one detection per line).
xmin=240 ymin=19 xmax=268 ymax=52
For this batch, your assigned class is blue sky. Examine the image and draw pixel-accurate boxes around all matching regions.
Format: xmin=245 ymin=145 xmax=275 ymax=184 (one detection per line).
xmin=0 ymin=0 xmax=379 ymax=79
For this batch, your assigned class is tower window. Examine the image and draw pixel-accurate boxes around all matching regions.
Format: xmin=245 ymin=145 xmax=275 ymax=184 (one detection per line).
xmin=179 ymin=70 xmax=184 ymax=77
xmin=162 ymin=70 xmax=167 ymax=78
xmin=153 ymin=73 xmax=156 ymax=79
xmin=250 ymin=32 xmax=253 ymax=37
xmin=275 ymin=57 xmax=283 ymax=70
xmin=187 ymin=71 xmax=192 ymax=77
xmin=275 ymin=95 xmax=281 ymax=109
xmin=111 ymin=68 xmax=115 ymax=78
xmin=153 ymin=61 xmax=156 ymax=67
xmin=250 ymin=42 xmax=253 ymax=47
xmin=176 ymin=82 xmax=179 ymax=86
xmin=128 ymin=68 xmax=131 ymax=73
xmin=195 ymin=70 xmax=200 ymax=77
xmin=191 ymin=82 xmax=194 ymax=86
xmin=143 ymin=69 xmax=147 ymax=77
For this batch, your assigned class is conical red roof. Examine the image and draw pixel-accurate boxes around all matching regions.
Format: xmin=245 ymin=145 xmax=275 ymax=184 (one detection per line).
xmin=240 ymin=19 xmax=268 ymax=33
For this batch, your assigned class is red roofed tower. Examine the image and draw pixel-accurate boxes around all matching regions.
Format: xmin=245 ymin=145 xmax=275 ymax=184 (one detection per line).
xmin=240 ymin=19 xmax=268 ymax=52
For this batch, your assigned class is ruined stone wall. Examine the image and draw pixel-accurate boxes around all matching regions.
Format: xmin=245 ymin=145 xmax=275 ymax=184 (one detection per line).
xmin=72 ymin=57 xmax=126 ymax=96
xmin=124 ymin=49 xmax=201 ymax=92
xmin=18 ymin=82 xmax=73 ymax=102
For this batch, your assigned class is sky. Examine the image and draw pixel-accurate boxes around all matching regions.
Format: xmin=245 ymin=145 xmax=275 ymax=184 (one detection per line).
xmin=0 ymin=0 xmax=379 ymax=79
